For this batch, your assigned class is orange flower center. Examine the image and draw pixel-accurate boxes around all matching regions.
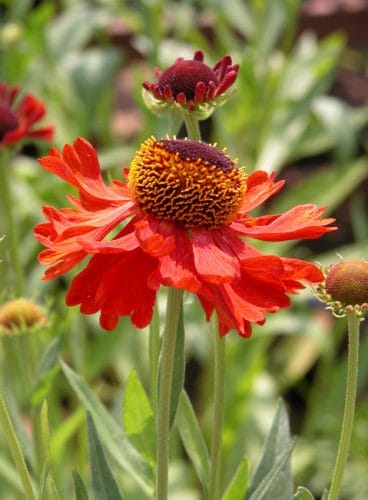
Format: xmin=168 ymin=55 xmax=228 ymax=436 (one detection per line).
xmin=158 ymin=60 xmax=218 ymax=100
xmin=128 ymin=137 xmax=247 ymax=229
xmin=0 ymin=102 xmax=18 ymax=140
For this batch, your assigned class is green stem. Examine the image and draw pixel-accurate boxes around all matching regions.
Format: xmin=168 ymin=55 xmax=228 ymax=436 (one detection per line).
xmin=155 ymin=288 xmax=184 ymax=500
xmin=328 ymin=312 xmax=360 ymax=500
xmin=0 ymin=151 xmax=26 ymax=295
xmin=183 ymin=109 xmax=226 ymax=499
xmin=15 ymin=334 xmax=44 ymax=478
xmin=183 ymin=111 xmax=201 ymax=141
xmin=208 ymin=320 xmax=225 ymax=500
xmin=0 ymin=392 xmax=36 ymax=500
xmin=149 ymin=303 xmax=161 ymax=412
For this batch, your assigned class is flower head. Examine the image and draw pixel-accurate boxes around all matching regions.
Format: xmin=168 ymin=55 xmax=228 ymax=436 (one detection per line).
xmin=0 ymin=298 xmax=48 ymax=334
xmin=316 ymin=259 xmax=368 ymax=318
xmin=35 ymin=137 xmax=336 ymax=337
xmin=142 ymin=50 xmax=239 ymax=117
xmin=0 ymin=82 xmax=54 ymax=148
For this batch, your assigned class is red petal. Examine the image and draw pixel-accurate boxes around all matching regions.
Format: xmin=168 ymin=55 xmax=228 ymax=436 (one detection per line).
xmin=192 ymin=229 xmax=239 ymax=283
xmin=66 ymin=249 xmax=157 ymax=331
xmin=238 ymin=171 xmax=284 ymax=213
xmin=234 ymin=204 xmax=336 ymax=241
xmin=149 ymin=228 xmax=200 ymax=292
xmin=135 ymin=219 xmax=175 ymax=257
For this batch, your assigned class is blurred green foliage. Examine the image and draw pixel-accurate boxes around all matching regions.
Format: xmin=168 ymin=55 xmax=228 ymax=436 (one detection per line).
xmin=0 ymin=0 xmax=367 ymax=498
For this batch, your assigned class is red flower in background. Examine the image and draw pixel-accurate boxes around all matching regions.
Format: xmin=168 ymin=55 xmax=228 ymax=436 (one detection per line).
xmin=0 ymin=82 xmax=54 ymax=147
xmin=142 ymin=50 xmax=239 ymax=113
xmin=34 ymin=137 xmax=336 ymax=337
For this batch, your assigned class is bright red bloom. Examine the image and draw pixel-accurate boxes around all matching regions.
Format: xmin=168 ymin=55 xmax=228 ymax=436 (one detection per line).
xmin=142 ymin=50 xmax=239 ymax=112
xmin=34 ymin=137 xmax=336 ymax=337
xmin=0 ymin=82 xmax=54 ymax=147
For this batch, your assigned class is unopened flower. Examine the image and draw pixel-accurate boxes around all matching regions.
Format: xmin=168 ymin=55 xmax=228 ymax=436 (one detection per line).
xmin=0 ymin=298 xmax=48 ymax=334
xmin=0 ymin=82 xmax=54 ymax=148
xmin=35 ymin=137 xmax=336 ymax=337
xmin=142 ymin=50 xmax=239 ymax=117
xmin=316 ymin=259 xmax=368 ymax=318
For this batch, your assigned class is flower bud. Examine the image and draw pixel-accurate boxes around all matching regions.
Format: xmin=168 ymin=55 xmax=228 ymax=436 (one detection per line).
xmin=316 ymin=259 xmax=368 ymax=318
xmin=0 ymin=298 xmax=48 ymax=334
xmin=326 ymin=260 xmax=368 ymax=305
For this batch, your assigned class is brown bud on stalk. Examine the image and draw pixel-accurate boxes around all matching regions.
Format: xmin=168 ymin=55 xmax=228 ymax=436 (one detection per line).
xmin=316 ymin=259 xmax=368 ymax=318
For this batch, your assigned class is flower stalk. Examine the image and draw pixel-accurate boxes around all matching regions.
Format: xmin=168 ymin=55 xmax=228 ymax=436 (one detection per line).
xmin=208 ymin=322 xmax=225 ymax=500
xmin=149 ymin=304 xmax=161 ymax=412
xmin=155 ymin=287 xmax=184 ymax=500
xmin=328 ymin=312 xmax=360 ymax=500
xmin=183 ymin=111 xmax=201 ymax=141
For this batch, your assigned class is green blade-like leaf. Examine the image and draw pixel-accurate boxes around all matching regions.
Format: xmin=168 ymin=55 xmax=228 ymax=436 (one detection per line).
xmin=176 ymin=390 xmax=210 ymax=491
xmin=248 ymin=440 xmax=295 ymax=500
xmin=60 ymin=360 xmax=153 ymax=496
xmin=170 ymin=301 xmax=185 ymax=430
xmin=247 ymin=400 xmax=293 ymax=500
xmin=31 ymin=337 xmax=62 ymax=407
xmin=157 ymin=300 xmax=185 ymax=430
xmin=73 ymin=470 xmax=90 ymax=500
xmin=293 ymin=486 xmax=315 ymax=499
xmin=123 ymin=370 xmax=155 ymax=464
xmin=222 ymin=456 xmax=249 ymax=500
xmin=39 ymin=400 xmax=50 ymax=500
xmin=87 ymin=413 xmax=124 ymax=500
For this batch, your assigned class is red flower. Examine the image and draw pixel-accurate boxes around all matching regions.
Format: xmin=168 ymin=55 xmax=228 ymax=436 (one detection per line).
xmin=34 ymin=137 xmax=336 ymax=337
xmin=142 ymin=50 xmax=238 ymax=113
xmin=0 ymin=82 xmax=54 ymax=147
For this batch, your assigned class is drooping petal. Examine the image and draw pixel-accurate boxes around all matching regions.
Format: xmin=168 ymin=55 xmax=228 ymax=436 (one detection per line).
xmin=148 ymin=227 xmax=200 ymax=292
xmin=66 ymin=249 xmax=157 ymax=331
xmin=192 ymin=228 xmax=240 ymax=283
xmin=135 ymin=218 xmax=175 ymax=258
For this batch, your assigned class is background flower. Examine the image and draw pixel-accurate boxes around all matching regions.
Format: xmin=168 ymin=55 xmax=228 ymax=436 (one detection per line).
xmin=0 ymin=82 xmax=54 ymax=147
xmin=35 ymin=137 xmax=335 ymax=337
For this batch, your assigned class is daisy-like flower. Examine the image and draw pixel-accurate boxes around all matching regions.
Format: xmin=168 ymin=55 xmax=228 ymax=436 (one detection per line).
xmin=142 ymin=50 xmax=239 ymax=117
xmin=0 ymin=82 xmax=54 ymax=147
xmin=35 ymin=137 xmax=336 ymax=337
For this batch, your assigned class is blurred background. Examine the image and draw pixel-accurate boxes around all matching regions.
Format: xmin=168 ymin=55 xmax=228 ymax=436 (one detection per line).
xmin=0 ymin=0 xmax=367 ymax=498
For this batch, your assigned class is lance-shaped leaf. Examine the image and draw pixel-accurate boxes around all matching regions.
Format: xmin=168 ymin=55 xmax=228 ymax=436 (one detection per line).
xmin=246 ymin=399 xmax=293 ymax=500
xmin=61 ymin=360 xmax=153 ymax=496
xmin=87 ymin=413 xmax=124 ymax=500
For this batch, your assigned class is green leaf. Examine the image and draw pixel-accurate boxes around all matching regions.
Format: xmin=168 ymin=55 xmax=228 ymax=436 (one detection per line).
xmin=222 ymin=456 xmax=250 ymax=500
xmin=46 ymin=4 xmax=111 ymax=59
xmin=73 ymin=470 xmax=90 ymax=500
xmin=123 ymin=370 xmax=155 ymax=464
xmin=31 ymin=337 xmax=62 ymax=407
xmin=39 ymin=400 xmax=50 ymax=500
xmin=87 ymin=413 xmax=124 ymax=500
xmin=176 ymin=391 xmax=210 ymax=491
xmin=293 ymin=486 xmax=315 ymax=499
xmin=168 ymin=301 xmax=185 ymax=430
xmin=60 ymin=361 xmax=153 ymax=496
xmin=247 ymin=400 xmax=293 ymax=500
xmin=248 ymin=440 xmax=295 ymax=500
